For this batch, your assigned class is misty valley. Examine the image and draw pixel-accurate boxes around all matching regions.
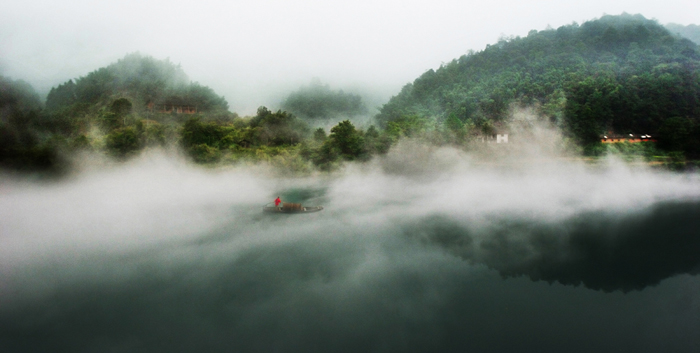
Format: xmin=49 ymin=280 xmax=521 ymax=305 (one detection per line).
xmin=2 ymin=13 xmax=700 ymax=353
xmin=2 ymin=152 xmax=699 ymax=352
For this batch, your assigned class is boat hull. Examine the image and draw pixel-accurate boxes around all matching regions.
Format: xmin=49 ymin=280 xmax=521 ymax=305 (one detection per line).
xmin=263 ymin=206 xmax=323 ymax=214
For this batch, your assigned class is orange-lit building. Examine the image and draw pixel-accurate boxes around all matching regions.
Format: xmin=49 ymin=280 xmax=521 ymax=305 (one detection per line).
xmin=601 ymin=134 xmax=656 ymax=143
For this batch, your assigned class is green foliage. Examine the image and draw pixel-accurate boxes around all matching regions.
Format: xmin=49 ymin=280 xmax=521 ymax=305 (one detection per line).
xmin=666 ymin=23 xmax=700 ymax=45
xmin=583 ymin=141 xmax=692 ymax=170
xmin=564 ymin=74 xmax=622 ymax=143
xmin=142 ymin=121 xmax=178 ymax=147
xmin=0 ymin=76 xmax=67 ymax=173
xmin=105 ymin=126 xmax=142 ymax=158
xmin=249 ymin=107 xmax=309 ymax=146
xmin=45 ymin=80 xmax=77 ymax=111
xmin=179 ymin=117 xmax=230 ymax=163
xmin=71 ymin=134 xmax=92 ymax=150
xmin=313 ymin=128 xmax=327 ymax=142
xmin=38 ymin=102 xmax=91 ymax=134
xmin=442 ymin=113 xmax=469 ymax=142
xmin=181 ymin=117 xmax=228 ymax=149
xmin=375 ymin=14 xmax=700 ymax=156
xmin=110 ymin=98 xmax=133 ymax=117
xmin=363 ymin=125 xmax=392 ymax=154
xmin=178 ymin=109 xmax=311 ymax=164
xmin=35 ymin=54 xmax=231 ymax=166
xmin=282 ymin=80 xmax=368 ymax=120
xmin=326 ymin=120 xmax=365 ymax=161
xmin=189 ymin=143 xmax=221 ymax=163
xmin=300 ymin=120 xmax=369 ymax=169
xmin=160 ymin=82 xmax=229 ymax=112
xmin=657 ymin=117 xmax=697 ymax=152
xmin=1 ymin=76 xmax=43 ymax=114
xmin=74 ymin=67 xmax=115 ymax=105
xmin=603 ymin=141 xmax=663 ymax=159
xmin=100 ymin=112 xmax=121 ymax=131
xmin=1 ymin=119 xmax=47 ymax=170
xmin=385 ymin=114 xmax=433 ymax=140
xmin=8 ymin=15 xmax=700 ymax=173
xmin=46 ymin=53 xmax=229 ymax=114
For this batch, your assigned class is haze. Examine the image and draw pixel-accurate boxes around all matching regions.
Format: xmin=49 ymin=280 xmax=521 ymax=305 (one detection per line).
xmin=2 ymin=137 xmax=700 ymax=351
xmin=2 ymin=0 xmax=699 ymax=114
xmin=2 ymin=2 xmax=700 ymax=351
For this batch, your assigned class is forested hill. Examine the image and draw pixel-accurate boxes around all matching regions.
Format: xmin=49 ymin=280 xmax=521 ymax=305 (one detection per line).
xmin=666 ymin=23 xmax=700 ymax=45
xmin=281 ymin=80 xmax=368 ymax=121
xmin=46 ymin=53 xmax=229 ymax=114
xmin=376 ymin=14 xmax=700 ymax=154
xmin=2 ymin=54 xmax=233 ymax=173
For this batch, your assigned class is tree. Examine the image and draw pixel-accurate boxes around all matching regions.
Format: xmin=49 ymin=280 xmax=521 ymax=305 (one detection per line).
xmin=46 ymin=53 xmax=230 ymax=114
xmin=45 ymin=80 xmax=76 ymax=111
xmin=327 ymin=120 xmax=365 ymax=160
xmin=110 ymin=98 xmax=133 ymax=126
xmin=282 ymin=81 xmax=368 ymax=120
xmin=313 ymin=127 xmax=327 ymax=142
xmin=110 ymin=98 xmax=133 ymax=116
xmin=373 ymin=14 xmax=700 ymax=156
xmin=181 ymin=117 xmax=227 ymax=149
xmin=657 ymin=117 xmax=694 ymax=151
xmin=250 ymin=107 xmax=308 ymax=146
xmin=564 ymin=75 xmax=621 ymax=143
xmin=105 ymin=126 xmax=142 ymax=158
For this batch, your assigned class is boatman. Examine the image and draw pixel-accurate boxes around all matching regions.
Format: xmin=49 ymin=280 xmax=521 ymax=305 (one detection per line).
xmin=274 ymin=196 xmax=281 ymax=207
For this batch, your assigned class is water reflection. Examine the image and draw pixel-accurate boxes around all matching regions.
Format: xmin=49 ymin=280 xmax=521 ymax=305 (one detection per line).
xmin=1 ymin=154 xmax=699 ymax=352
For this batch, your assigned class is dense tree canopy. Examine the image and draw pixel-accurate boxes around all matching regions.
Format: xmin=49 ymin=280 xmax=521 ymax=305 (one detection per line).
xmin=0 ymin=76 xmax=43 ymax=116
xmin=3 ymin=14 xmax=700 ymax=175
xmin=327 ymin=120 xmax=365 ymax=160
xmin=0 ymin=76 xmax=62 ymax=171
xmin=376 ymin=14 xmax=700 ymax=156
xmin=666 ymin=23 xmax=700 ymax=45
xmin=46 ymin=53 xmax=229 ymax=113
xmin=282 ymin=80 xmax=368 ymax=120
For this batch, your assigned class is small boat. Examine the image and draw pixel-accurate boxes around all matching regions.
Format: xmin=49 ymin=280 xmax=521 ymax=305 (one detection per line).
xmin=263 ymin=202 xmax=324 ymax=214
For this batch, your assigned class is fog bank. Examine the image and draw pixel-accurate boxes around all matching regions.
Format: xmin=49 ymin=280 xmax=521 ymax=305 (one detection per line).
xmin=1 ymin=149 xmax=700 ymax=352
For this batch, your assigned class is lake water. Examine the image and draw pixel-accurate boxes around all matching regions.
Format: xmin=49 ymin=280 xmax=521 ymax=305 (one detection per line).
xmin=1 ymin=152 xmax=699 ymax=352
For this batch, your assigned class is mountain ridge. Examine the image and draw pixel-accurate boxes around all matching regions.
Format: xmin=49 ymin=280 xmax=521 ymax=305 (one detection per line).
xmin=376 ymin=13 xmax=700 ymax=155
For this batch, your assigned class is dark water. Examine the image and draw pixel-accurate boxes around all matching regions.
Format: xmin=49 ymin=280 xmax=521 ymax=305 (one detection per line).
xmin=1 ymin=154 xmax=699 ymax=352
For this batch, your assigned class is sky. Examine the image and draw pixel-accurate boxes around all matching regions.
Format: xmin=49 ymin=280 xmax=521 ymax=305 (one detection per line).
xmin=2 ymin=0 xmax=700 ymax=114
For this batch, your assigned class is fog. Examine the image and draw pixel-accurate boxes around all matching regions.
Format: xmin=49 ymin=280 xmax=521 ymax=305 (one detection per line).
xmin=2 ymin=2 xmax=700 ymax=350
xmin=2 ymin=0 xmax=700 ymax=113
xmin=1 ymin=139 xmax=700 ymax=351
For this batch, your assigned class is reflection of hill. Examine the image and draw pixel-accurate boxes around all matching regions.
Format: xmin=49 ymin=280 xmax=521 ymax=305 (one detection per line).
xmin=409 ymin=200 xmax=700 ymax=292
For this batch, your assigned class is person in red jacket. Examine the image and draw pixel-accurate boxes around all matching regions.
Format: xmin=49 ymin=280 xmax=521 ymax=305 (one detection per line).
xmin=274 ymin=196 xmax=281 ymax=207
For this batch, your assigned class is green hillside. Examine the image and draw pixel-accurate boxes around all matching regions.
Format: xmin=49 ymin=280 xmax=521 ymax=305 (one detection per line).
xmin=282 ymin=80 xmax=368 ymax=121
xmin=1 ymin=76 xmax=60 ymax=171
xmin=666 ymin=23 xmax=700 ymax=45
xmin=3 ymin=15 xmax=700 ymax=175
xmin=2 ymin=55 xmax=241 ymax=173
xmin=377 ymin=14 xmax=700 ymax=156
xmin=46 ymin=53 xmax=228 ymax=112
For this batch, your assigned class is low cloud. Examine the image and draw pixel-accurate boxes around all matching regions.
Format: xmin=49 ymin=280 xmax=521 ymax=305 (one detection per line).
xmin=1 ymin=143 xmax=700 ymax=352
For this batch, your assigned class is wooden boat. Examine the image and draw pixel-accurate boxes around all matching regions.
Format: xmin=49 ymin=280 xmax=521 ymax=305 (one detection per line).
xmin=263 ymin=202 xmax=324 ymax=214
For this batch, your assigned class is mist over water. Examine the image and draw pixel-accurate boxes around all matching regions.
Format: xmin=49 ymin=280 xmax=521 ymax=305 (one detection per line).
xmin=1 ymin=146 xmax=700 ymax=352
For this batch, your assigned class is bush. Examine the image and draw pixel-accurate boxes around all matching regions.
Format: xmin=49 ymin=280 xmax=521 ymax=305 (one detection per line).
xmin=106 ymin=127 xmax=142 ymax=157
xmin=189 ymin=143 xmax=220 ymax=163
